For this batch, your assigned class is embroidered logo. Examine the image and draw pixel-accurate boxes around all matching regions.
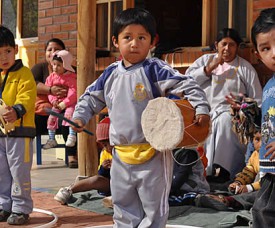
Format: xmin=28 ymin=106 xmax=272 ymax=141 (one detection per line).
xmin=134 ymin=83 xmax=147 ymax=101
xmin=12 ymin=182 xmax=21 ymax=196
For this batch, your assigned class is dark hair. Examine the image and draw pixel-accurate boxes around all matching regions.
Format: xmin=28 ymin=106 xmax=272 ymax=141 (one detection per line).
xmin=45 ymin=38 xmax=66 ymax=51
xmin=113 ymin=8 xmax=156 ymax=44
xmin=52 ymin=55 xmax=63 ymax=63
xmin=0 ymin=26 xmax=15 ymax=48
xmin=216 ymin=28 xmax=243 ymax=46
xmin=251 ymin=8 xmax=275 ymax=51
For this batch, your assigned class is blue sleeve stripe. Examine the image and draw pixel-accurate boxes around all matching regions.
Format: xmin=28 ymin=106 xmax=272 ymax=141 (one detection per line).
xmin=87 ymin=63 xmax=117 ymax=93
xmin=143 ymin=58 xmax=189 ymax=98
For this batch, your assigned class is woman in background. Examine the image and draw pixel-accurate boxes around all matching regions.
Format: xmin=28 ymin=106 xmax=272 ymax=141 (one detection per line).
xmin=186 ymin=28 xmax=262 ymax=182
xmin=31 ymin=38 xmax=78 ymax=168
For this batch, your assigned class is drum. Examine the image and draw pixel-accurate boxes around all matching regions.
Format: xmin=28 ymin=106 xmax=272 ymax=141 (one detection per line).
xmin=141 ymin=97 xmax=210 ymax=151
xmin=0 ymin=99 xmax=15 ymax=134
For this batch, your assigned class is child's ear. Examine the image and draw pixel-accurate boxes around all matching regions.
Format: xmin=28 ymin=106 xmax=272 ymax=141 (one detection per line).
xmin=254 ymin=50 xmax=261 ymax=60
xmin=15 ymin=45 xmax=18 ymax=54
xmin=112 ymin=36 xmax=119 ymax=48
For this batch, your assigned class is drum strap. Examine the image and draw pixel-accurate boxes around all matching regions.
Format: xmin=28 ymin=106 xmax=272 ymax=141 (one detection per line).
xmin=176 ymin=102 xmax=202 ymax=145
xmin=172 ymin=147 xmax=205 ymax=167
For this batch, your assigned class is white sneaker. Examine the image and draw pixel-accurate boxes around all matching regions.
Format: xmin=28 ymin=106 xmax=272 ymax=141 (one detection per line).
xmin=65 ymin=135 xmax=76 ymax=147
xmin=54 ymin=187 xmax=72 ymax=205
xmin=75 ymin=175 xmax=89 ymax=182
xmin=43 ymin=139 xmax=58 ymax=149
xmin=102 ymin=196 xmax=113 ymax=208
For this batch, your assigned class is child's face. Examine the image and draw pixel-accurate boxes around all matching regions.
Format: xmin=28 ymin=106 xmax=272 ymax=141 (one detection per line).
xmin=255 ymin=27 xmax=275 ymax=72
xmin=0 ymin=45 xmax=18 ymax=73
xmin=46 ymin=42 xmax=64 ymax=63
xmin=52 ymin=60 xmax=66 ymax=75
xmin=253 ymin=132 xmax=262 ymax=151
xmin=99 ymin=140 xmax=113 ymax=154
xmin=112 ymin=24 xmax=154 ymax=67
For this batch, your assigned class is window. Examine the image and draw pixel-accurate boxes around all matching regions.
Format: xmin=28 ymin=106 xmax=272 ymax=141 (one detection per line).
xmin=1 ymin=0 xmax=37 ymax=39
xmin=22 ymin=0 xmax=38 ymax=38
xmin=96 ymin=0 xmax=123 ymax=51
xmin=0 ymin=0 xmax=38 ymax=68
xmin=217 ymin=0 xmax=248 ymax=41
xmin=1 ymin=0 xmax=17 ymax=36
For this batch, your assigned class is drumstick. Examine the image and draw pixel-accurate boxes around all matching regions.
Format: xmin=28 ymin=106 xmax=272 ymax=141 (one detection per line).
xmin=45 ymin=108 xmax=94 ymax=136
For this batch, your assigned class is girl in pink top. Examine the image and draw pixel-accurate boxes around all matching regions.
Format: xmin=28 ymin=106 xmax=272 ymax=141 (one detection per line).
xmin=43 ymin=50 xmax=77 ymax=149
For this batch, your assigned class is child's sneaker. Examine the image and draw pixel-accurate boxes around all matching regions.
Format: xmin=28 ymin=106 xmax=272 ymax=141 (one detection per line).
xmin=54 ymin=187 xmax=72 ymax=204
xmin=0 ymin=210 xmax=11 ymax=222
xmin=43 ymin=139 xmax=58 ymax=149
xmin=7 ymin=212 xmax=29 ymax=225
xmin=102 ymin=196 xmax=113 ymax=208
xmin=65 ymin=135 xmax=76 ymax=147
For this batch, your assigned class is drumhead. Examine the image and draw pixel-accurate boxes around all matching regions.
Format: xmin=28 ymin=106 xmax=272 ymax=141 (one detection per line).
xmin=141 ymin=97 xmax=184 ymax=152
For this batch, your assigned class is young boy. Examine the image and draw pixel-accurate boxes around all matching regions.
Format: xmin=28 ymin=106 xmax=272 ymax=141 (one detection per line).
xmin=72 ymin=8 xmax=210 ymax=227
xmin=196 ymin=130 xmax=261 ymax=212
xmin=43 ymin=50 xmax=77 ymax=149
xmin=250 ymin=7 xmax=275 ymax=227
xmin=54 ymin=117 xmax=112 ymax=204
xmin=0 ymin=26 xmax=36 ymax=225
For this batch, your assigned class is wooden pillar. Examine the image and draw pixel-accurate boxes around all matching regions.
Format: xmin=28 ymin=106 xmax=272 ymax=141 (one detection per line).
xmin=77 ymin=0 xmax=98 ymax=176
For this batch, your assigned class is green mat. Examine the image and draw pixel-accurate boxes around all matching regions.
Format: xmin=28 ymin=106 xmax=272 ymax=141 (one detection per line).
xmin=68 ymin=190 xmax=251 ymax=228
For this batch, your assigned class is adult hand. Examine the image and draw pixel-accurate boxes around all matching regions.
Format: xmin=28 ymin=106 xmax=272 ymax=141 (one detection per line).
xmin=225 ymin=92 xmax=244 ymax=110
xmin=204 ymin=51 xmax=224 ymax=76
xmin=51 ymin=85 xmax=68 ymax=98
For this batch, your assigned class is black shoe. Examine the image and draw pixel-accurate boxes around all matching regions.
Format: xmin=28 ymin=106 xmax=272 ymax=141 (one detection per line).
xmin=0 ymin=210 xmax=11 ymax=222
xmin=68 ymin=160 xmax=78 ymax=169
xmin=7 ymin=212 xmax=29 ymax=225
xmin=195 ymin=194 xmax=230 ymax=211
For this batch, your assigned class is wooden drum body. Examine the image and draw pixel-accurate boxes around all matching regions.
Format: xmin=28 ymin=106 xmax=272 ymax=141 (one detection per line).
xmin=141 ymin=97 xmax=210 ymax=151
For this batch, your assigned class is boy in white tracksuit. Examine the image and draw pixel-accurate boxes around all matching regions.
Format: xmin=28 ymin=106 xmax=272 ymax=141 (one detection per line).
xmin=72 ymin=8 xmax=210 ymax=228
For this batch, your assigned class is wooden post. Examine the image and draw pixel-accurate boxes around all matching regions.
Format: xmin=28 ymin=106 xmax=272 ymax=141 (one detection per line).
xmin=77 ymin=0 xmax=98 ymax=176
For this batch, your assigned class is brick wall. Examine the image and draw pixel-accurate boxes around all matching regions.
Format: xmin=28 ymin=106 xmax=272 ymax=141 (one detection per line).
xmin=253 ymin=0 xmax=275 ymax=21
xmin=37 ymin=0 xmax=78 ymax=63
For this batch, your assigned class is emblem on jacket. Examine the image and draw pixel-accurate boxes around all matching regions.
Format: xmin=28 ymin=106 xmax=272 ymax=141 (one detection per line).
xmin=262 ymin=107 xmax=275 ymax=143
xmin=134 ymin=83 xmax=147 ymax=101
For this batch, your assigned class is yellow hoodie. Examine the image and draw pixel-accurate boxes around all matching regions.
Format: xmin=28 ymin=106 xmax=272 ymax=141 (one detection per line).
xmin=0 ymin=60 xmax=36 ymax=137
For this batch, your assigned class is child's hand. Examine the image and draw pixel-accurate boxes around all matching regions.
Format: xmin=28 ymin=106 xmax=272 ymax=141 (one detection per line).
xmin=102 ymin=159 xmax=112 ymax=169
xmin=2 ymin=106 xmax=17 ymax=123
xmin=57 ymin=102 xmax=66 ymax=111
xmin=52 ymin=100 xmax=59 ymax=108
xmin=194 ymin=114 xmax=210 ymax=127
xmin=236 ymin=185 xmax=248 ymax=194
xmin=71 ymin=119 xmax=85 ymax=133
xmin=228 ymin=182 xmax=240 ymax=193
xmin=265 ymin=141 xmax=275 ymax=161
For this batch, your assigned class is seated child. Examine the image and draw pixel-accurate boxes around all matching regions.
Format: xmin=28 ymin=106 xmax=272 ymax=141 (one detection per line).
xmin=54 ymin=117 xmax=112 ymax=204
xmin=43 ymin=50 xmax=77 ymax=149
xmin=196 ymin=130 xmax=261 ymax=211
xmin=169 ymin=147 xmax=210 ymax=206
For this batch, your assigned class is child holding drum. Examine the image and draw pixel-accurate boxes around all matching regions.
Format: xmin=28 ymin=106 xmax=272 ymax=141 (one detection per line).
xmin=71 ymin=8 xmax=210 ymax=227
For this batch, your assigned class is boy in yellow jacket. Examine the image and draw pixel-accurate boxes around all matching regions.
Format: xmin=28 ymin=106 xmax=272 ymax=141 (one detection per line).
xmin=0 ymin=26 xmax=36 ymax=225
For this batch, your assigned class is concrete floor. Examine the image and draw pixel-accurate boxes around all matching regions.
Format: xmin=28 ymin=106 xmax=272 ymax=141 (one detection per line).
xmin=26 ymin=136 xmax=114 ymax=228
xmin=31 ymin=135 xmax=79 ymax=193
